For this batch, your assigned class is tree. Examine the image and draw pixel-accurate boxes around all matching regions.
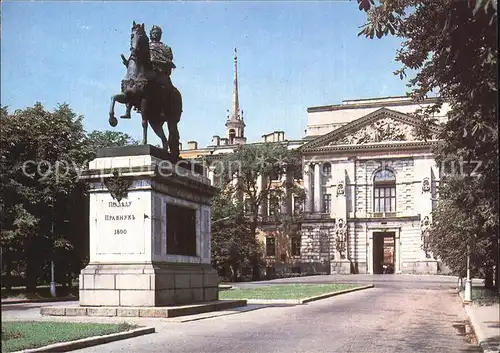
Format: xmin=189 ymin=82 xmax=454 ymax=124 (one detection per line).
xmin=83 ymin=130 xmax=139 ymax=161
xmin=211 ymin=186 xmax=263 ymax=282
xmin=0 ymin=103 xmax=89 ymax=291
xmin=357 ymin=0 xmax=498 ymax=287
xmin=214 ymin=143 xmax=304 ymax=279
xmin=0 ymin=103 xmax=140 ymax=291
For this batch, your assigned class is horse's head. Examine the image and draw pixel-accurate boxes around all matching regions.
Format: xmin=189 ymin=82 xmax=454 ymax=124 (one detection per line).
xmin=130 ymin=21 xmax=150 ymax=62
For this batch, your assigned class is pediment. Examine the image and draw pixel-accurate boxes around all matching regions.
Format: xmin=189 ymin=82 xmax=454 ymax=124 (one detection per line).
xmin=302 ymin=108 xmax=438 ymax=151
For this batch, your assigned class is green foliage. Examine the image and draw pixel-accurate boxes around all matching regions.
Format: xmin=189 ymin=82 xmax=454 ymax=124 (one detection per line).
xmin=83 ymin=130 xmax=140 ymax=161
xmin=1 ymin=321 xmax=137 ymax=352
xmin=211 ymin=186 xmax=263 ymax=281
xmin=357 ymin=0 xmax=498 ymax=281
xmin=0 ymin=103 xmax=139 ymax=291
xmin=211 ymin=143 xmax=303 ymax=280
xmin=215 ymin=142 xmax=303 ymax=226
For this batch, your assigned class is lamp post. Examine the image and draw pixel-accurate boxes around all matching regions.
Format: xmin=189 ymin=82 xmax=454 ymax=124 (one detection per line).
xmin=50 ymin=219 xmax=56 ymax=298
xmin=464 ymin=243 xmax=472 ymax=302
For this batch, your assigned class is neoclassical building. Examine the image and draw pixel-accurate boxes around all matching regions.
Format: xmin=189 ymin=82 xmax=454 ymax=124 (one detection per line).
xmin=297 ymin=97 xmax=450 ymax=274
xmin=180 ymin=50 xmax=450 ymax=275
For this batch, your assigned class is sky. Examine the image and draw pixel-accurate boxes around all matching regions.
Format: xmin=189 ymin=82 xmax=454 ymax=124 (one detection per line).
xmin=1 ymin=1 xmax=411 ymax=148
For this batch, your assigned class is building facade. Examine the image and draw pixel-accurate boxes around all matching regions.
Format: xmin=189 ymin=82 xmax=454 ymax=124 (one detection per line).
xmin=180 ymin=50 xmax=451 ymax=275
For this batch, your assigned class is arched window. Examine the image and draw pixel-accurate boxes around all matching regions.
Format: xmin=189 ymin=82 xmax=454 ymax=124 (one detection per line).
xmin=228 ymin=129 xmax=236 ymax=144
xmin=374 ymin=169 xmax=396 ymax=212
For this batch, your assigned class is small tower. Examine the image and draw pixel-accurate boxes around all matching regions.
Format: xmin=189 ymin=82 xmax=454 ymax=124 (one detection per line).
xmin=225 ymin=48 xmax=246 ymax=145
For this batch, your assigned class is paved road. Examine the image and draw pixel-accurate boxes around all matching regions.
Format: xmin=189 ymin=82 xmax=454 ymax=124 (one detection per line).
xmin=55 ymin=275 xmax=480 ymax=353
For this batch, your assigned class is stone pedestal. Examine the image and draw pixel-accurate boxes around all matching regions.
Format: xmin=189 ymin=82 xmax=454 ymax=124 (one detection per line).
xmin=78 ymin=145 xmax=219 ymax=307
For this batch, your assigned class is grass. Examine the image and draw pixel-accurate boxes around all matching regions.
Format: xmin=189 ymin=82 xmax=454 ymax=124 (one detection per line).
xmin=462 ymin=287 xmax=500 ymax=306
xmin=219 ymin=283 xmax=362 ymax=300
xmin=1 ymin=321 xmax=138 ymax=353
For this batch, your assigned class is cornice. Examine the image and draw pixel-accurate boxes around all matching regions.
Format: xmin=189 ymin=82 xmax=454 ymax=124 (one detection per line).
xmin=301 ymin=108 xmax=440 ymax=152
xmin=307 ymin=97 xmax=443 ymax=113
xmin=302 ymin=141 xmax=437 ymax=156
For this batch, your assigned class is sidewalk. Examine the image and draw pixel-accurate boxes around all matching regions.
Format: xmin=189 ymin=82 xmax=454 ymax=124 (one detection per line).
xmin=465 ymin=303 xmax=500 ymax=353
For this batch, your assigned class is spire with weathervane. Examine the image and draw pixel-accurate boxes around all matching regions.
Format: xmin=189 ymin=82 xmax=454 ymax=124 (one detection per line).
xmin=225 ymin=48 xmax=246 ymax=145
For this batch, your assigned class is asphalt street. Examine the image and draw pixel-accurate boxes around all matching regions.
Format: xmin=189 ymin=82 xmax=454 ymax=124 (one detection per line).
xmin=25 ymin=275 xmax=479 ymax=353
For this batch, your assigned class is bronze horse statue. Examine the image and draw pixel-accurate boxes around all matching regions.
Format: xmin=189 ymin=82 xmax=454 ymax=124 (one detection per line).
xmin=109 ymin=22 xmax=182 ymax=158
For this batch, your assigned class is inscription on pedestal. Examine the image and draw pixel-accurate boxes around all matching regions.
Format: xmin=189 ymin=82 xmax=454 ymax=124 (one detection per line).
xmin=96 ymin=194 xmax=145 ymax=255
xmin=166 ymin=203 xmax=196 ymax=256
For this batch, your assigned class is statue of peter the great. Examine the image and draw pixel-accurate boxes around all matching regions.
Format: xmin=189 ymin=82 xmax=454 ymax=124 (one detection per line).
xmin=120 ymin=24 xmax=177 ymax=119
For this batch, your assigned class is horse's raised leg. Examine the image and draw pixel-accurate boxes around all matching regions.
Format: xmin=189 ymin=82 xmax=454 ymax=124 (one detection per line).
xmin=121 ymin=104 xmax=132 ymax=119
xmin=109 ymin=93 xmax=128 ymax=127
xmin=149 ymin=120 xmax=168 ymax=151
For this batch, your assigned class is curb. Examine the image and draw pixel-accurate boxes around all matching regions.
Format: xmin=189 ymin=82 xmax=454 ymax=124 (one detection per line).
xmin=245 ymin=284 xmax=374 ymax=305
xmin=458 ymin=292 xmax=500 ymax=353
xmin=10 ymin=326 xmax=155 ymax=353
xmin=2 ymin=297 xmax=78 ymax=305
xmin=300 ymin=284 xmax=374 ymax=303
xmin=464 ymin=305 xmax=499 ymax=353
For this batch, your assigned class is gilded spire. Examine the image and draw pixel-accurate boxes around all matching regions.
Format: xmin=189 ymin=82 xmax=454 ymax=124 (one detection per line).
xmin=231 ymin=47 xmax=240 ymax=121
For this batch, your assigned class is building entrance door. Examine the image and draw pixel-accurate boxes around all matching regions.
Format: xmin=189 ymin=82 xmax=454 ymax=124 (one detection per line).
xmin=372 ymin=232 xmax=395 ymax=274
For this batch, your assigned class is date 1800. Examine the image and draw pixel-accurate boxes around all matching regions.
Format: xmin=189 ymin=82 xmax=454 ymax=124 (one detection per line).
xmin=114 ymin=229 xmax=127 ymax=235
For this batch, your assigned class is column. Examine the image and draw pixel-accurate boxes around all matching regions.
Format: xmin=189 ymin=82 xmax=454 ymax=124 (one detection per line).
xmin=303 ymin=163 xmax=312 ymax=213
xmin=395 ymin=229 xmax=401 ymax=273
xmin=314 ymin=163 xmax=321 ymax=213
xmin=208 ymin=166 xmax=215 ymax=186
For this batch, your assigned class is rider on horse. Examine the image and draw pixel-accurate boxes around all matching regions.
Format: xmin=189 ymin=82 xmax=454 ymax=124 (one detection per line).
xmin=121 ymin=24 xmax=176 ymax=119
xmin=149 ymin=25 xmax=176 ymax=87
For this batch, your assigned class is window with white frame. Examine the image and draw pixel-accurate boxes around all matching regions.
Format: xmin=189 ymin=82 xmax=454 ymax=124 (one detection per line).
xmin=373 ymin=169 xmax=396 ymax=212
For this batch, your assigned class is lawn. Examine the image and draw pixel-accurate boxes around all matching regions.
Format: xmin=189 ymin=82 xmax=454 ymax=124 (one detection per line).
xmin=219 ymin=283 xmax=362 ymax=300
xmin=461 ymin=287 xmax=500 ymax=306
xmin=1 ymin=321 xmax=138 ymax=353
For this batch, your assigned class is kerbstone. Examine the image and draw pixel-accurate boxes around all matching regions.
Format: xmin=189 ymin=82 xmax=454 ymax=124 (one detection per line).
xmin=65 ymin=307 xmax=88 ymax=316
xmin=117 ymin=308 xmax=141 ymax=317
xmin=87 ymin=308 xmax=117 ymax=317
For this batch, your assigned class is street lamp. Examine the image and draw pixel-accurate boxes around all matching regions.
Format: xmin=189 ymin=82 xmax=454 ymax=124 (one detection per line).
xmin=464 ymin=243 xmax=472 ymax=302
xmin=50 ymin=219 xmax=57 ymax=298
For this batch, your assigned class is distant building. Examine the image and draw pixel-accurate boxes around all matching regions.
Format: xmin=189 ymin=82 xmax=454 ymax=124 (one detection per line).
xmin=180 ymin=49 xmax=451 ymax=275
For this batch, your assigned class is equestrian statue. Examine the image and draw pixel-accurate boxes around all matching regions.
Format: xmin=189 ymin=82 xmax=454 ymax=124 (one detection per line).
xmin=109 ymin=21 xmax=182 ymax=159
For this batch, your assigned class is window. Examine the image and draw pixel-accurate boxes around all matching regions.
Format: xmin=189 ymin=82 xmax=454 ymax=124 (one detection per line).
xmin=280 ymin=253 xmax=287 ymax=262
xmin=323 ymin=193 xmax=331 ymax=213
xmin=374 ymin=169 xmax=396 ymax=212
xmin=291 ymin=237 xmax=301 ymax=256
xmin=322 ymin=162 xmax=332 ymax=178
xmin=293 ymin=164 xmax=303 ymax=180
xmin=293 ymin=196 xmax=304 ymax=215
xmin=266 ymin=237 xmax=276 ymax=257
xmin=268 ymin=195 xmax=281 ymax=217
xmin=228 ymin=129 xmax=236 ymax=144
xmin=269 ymin=170 xmax=280 ymax=181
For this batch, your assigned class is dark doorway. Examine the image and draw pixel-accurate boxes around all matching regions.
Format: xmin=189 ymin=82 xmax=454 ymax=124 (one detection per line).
xmin=373 ymin=232 xmax=395 ymax=274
